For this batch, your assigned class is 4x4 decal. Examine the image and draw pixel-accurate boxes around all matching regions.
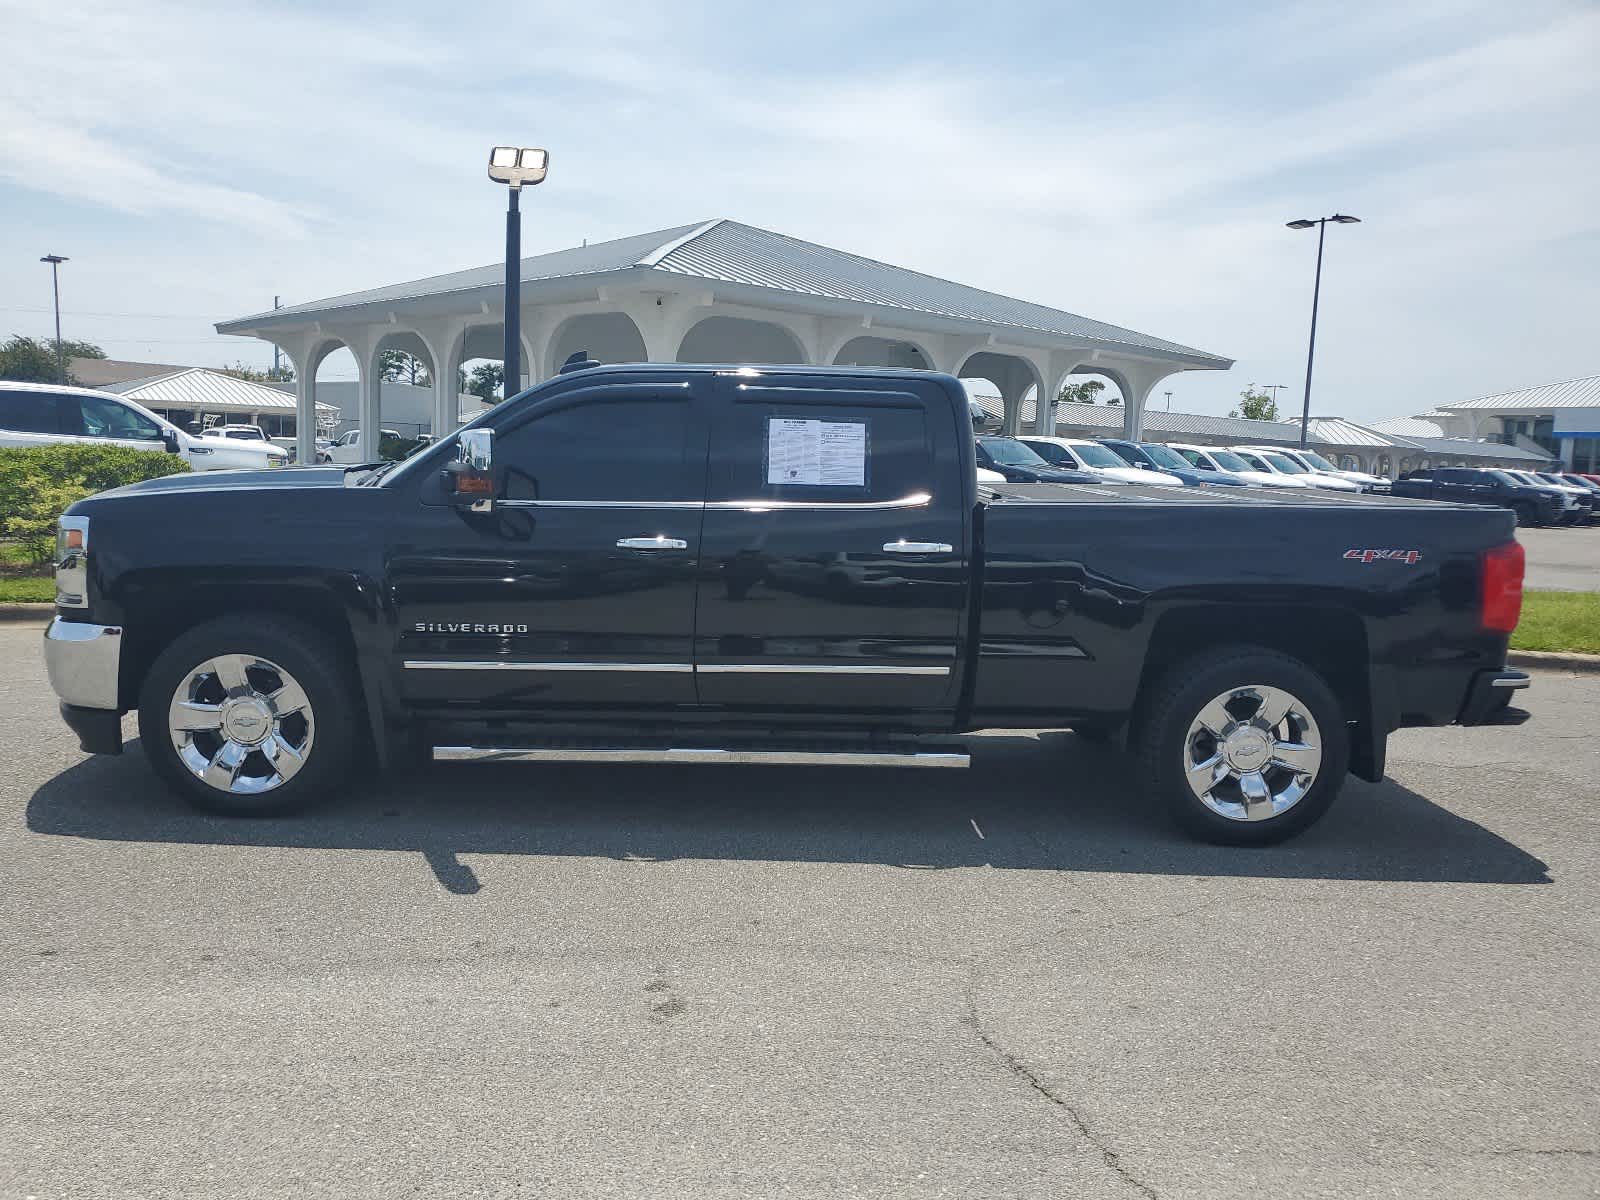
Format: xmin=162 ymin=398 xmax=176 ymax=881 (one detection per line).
xmin=1344 ymin=548 xmax=1422 ymax=564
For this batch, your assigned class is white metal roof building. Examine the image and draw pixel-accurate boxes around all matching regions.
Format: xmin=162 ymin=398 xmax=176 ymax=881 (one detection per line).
xmin=217 ymin=218 xmax=1232 ymax=464
xmin=1378 ymin=373 xmax=1600 ymax=473
xmin=106 ymin=368 xmax=338 ymax=436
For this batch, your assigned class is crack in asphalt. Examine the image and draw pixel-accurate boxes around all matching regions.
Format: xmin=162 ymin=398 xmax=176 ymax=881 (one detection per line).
xmin=962 ymin=984 xmax=1159 ymax=1199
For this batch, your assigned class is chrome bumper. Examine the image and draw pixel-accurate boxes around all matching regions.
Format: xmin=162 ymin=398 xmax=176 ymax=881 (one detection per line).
xmin=43 ymin=617 xmax=123 ymax=710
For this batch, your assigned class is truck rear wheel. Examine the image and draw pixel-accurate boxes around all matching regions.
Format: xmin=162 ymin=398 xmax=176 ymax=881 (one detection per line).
xmin=1135 ymin=648 xmax=1349 ymax=845
xmin=137 ymin=615 xmax=357 ymax=816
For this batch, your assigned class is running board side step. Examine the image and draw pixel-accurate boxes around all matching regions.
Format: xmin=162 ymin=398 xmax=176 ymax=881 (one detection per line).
xmin=432 ymin=745 xmax=969 ymax=768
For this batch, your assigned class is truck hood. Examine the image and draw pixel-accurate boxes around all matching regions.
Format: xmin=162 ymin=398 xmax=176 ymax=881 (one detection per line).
xmin=1095 ymin=466 xmax=1184 ymax=486
xmin=91 ymin=465 xmax=351 ymax=501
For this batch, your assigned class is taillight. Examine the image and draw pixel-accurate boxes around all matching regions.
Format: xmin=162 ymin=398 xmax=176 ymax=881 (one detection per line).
xmin=1480 ymin=541 xmax=1524 ymax=633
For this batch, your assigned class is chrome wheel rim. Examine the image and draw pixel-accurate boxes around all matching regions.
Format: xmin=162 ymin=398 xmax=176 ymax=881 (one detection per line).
xmin=1183 ymin=684 xmax=1322 ymax=822
xmin=167 ymin=654 xmax=314 ymax=795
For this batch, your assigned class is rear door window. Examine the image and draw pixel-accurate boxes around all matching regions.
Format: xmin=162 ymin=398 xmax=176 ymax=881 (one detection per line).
xmin=0 ymin=391 xmax=57 ymax=434
xmin=711 ymin=389 xmax=933 ymax=504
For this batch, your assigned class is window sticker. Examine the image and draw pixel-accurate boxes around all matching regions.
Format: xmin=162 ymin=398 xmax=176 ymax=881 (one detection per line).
xmin=765 ymin=418 xmax=867 ymax=487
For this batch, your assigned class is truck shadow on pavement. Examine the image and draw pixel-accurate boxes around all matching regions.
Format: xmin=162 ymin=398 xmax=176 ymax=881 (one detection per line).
xmin=27 ymin=732 xmax=1551 ymax=893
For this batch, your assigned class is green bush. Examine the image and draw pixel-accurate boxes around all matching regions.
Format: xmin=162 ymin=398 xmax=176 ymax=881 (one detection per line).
xmin=0 ymin=444 xmax=191 ymax=563
xmin=379 ymin=434 xmax=425 ymax=461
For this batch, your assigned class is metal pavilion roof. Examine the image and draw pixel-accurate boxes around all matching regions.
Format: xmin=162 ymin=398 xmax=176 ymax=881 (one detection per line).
xmin=1369 ymin=414 xmax=1447 ymax=439
xmin=218 ymin=219 xmax=1229 ymax=367
xmin=1395 ymin=435 xmax=1555 ymax=464
xmin=1301 ymin=416 xmax=1411 ymax=448
xmin=1438 ymin=373 xmax=1600 ymax=412
xmin=108 ymin=368 xmax=337 ymax=413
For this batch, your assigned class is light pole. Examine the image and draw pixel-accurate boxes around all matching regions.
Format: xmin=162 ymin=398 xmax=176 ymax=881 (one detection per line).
xmin=1285 ymin=214 xmax=1360 ymax=447
xmin=40 ymin=254 xmax=68 ymax=381
xmin=487 ymin=147 xmax=549 ymax=397
xmin=1261 ymin=383 xmax=1288 ymax=414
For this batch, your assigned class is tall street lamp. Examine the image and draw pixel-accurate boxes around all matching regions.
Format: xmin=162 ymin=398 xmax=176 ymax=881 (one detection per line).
xmin=40 ymin=254 xmax=69 ymax=381
xmin=487 ymin=147 xmax=549 ymax=397
xmin=1285 ymin=214 xmax=1360 ymax=447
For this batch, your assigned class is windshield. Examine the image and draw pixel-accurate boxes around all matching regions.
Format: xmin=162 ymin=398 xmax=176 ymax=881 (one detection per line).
xmin=1138 ymin=444 xmax=1189 ymax=470
xmin=1299 ymin=450 xmax=1339 ymax=470
xmin=982 ymin=438 xmax=1048 ymax=467
xmin=1072 ymin=443 xmax=1129 ymax=468
xmin=1204 ymin=451 xmax=1246 ymax=472
xmin=1263 ymin=452 xmax=1309 ymax=474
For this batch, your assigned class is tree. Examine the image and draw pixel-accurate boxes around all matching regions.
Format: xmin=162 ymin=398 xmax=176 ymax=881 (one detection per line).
xmin=378 ymin=349 xmax=431 ymax=387
xmin=0 ymin=334 xmax=105 ymax=383
xmin=1229 ymin=387 xmax=1280 ymax=422
xmin=467 ymin=362 xmax=504 ymax=402
xmin=1058 ymin=379 xmax=1105 ymax=406
xmin=61 ymin=340 xmax=106 ymax=361
xmin=1057 ymin=378 xmax=1122 ymax=405
xmin=220 ymin=360 xmax=295 ymax=383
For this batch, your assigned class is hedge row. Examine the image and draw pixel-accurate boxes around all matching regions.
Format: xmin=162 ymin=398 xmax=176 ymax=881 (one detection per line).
xmin=0 ymin=444 xmax=191 ymax=564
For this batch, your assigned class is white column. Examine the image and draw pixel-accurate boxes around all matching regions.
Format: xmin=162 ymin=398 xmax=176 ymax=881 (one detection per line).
xmin=270 ymin=333 xmax=318 ymax=465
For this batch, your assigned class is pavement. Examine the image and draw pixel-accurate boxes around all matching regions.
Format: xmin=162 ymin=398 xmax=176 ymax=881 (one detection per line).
xmin=2 ymin=622 xmax=1597 ymax=1199
xmin=1519 ymin=525 xmax=1600 ymax=591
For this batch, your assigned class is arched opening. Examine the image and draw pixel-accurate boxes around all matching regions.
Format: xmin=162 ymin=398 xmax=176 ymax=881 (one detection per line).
xmin=677 ymin=316 xmax=805 ymax=365
xmin=832 ymin=336 xmax=933 ymax=370
xmin=961 ymin=377 xmax=1003 ymax=432
xmin=456 ymin=322 xmax=511 ymax=422
xmin=311 ymin=342 xmax=359 ymax=442
xmin=548 ymin=312 xmax=648 ymax=371
xmin=372 ymin=331 xmax=439 ymax=441
xmin=1051 ymin=370 xmax=1126 ymax=435
xmin=956 ymin=352 xmax=1042 ymax=435
xmin=1376 ymin=454 xmax=1394 ymax=478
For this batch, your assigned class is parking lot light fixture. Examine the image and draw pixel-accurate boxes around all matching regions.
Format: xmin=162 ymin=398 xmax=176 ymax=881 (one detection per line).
xmin=487 ymin=147 xmax=550 ymax=396
xmin=1286 ymin=214 xmax=1361 ymax=448
xmin=40 ymin=254 xmax=68 ymax=382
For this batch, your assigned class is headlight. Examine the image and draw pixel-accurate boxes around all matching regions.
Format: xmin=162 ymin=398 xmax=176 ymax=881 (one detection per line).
xmin=55 ymin=515 xmax=90 ymax=608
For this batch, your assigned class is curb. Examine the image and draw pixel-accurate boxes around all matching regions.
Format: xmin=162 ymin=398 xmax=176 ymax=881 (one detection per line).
xmin=1508 ymin=649 xmax=1600 ymax=674
xmin=0 ymin=604 xmax=54 ymax=624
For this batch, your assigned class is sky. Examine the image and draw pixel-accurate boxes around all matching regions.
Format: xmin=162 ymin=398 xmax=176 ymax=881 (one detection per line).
xmin=1 ymin=0 xmax=1596 ymax=421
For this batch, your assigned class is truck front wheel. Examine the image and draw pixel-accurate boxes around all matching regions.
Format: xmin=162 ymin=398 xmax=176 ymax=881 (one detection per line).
xmin=137 ymin=615 xmax=357 ymax=816
xmin=1135 ymin=648 xmax=1349 ymax=845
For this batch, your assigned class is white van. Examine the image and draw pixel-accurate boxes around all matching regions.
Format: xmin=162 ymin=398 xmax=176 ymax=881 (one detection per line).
xmin=0 ymin=381 xmax=289 ymax=471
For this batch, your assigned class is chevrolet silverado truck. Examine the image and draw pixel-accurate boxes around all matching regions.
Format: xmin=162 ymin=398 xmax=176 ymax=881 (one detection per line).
xmin=42 ymin=364 xmax=1530 ymax=845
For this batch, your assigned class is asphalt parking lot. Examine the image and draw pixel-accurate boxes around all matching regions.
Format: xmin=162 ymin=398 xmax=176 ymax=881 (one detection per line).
xmin=1519 ymin=525 xmax=1600 ymax=591
xmin=2 ymin=623 xmax=1597 ymax=1199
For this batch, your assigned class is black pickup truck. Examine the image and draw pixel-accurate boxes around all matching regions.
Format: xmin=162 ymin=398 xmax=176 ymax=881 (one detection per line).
xmin=1391 ymin=467 xmax=1567 ymax=527
xmin=43 ymin=364 xmax=1530 ymax=845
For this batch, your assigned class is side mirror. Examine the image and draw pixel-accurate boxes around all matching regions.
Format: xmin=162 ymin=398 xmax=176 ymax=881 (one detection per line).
xmin=161 ymin=429 xmax=181 ymax=454
xmin=443 ymin=428 xmax=495 ymax=511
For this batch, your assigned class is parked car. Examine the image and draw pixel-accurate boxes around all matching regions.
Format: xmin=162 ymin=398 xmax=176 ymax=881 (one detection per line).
xmin=1097 ymin=438 xmax=1251 ymax=487
xmin=974 ymin=436 xmax=1107 ymax=484
xmin=1557 ymin=473 xmax=1600 ymax=497
xmin=1272 ymin=446 xmax=1390 ymax=494
xmin=211 ymin=424 xmax=269 ymax=442
xmin=1232 ymin=446 xmax=1363 ymax=492
xmin=1389 ymin=468 xmax=1564 ymax=527
xmin=43 ymin=363 xmax=1530 ymax=847
xmin=976 ymin=465 xmax=1007 ymax=485
xmin=1167 ymin=443 xmax=1307 ymax=488
xmin=1016 ymin=436 xmax=1184 ymax=485
xmin=327 ymin=427 xmax=403 ymax=464
xmin=0 ymin=381 xmax=288 ymax=471
xmin=1515 ymin=471 xmax=1593 ymax=524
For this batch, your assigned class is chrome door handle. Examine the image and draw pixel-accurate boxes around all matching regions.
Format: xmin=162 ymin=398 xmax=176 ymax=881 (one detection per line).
xmin=617 ymin=536 xmax=688 ymax=550
xmin=883 ymin=540 xmax=954 ymax=554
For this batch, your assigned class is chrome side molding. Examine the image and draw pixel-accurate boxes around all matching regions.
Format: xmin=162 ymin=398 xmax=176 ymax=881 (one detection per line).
xmin=432 ymin=745 xmax=969 ymax=768
xmin=403 ymin=660 xmax=693 ymax=673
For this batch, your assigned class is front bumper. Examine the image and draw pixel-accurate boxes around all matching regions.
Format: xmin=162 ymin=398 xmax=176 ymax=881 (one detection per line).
xmin=1458 ymin=668 xmax=1531 ymax=726
xmin=43 ymin=617 xmax=122 ymax=711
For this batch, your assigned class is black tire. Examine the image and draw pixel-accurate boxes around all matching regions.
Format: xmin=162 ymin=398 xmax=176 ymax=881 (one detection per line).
xmin=137 ymin=614 xmax=358 ymax=816
xmin=1513 ymin=503 xmax=1536 ymax=528
xmin=1134 ymin=646 xmax=1349 ymax=846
